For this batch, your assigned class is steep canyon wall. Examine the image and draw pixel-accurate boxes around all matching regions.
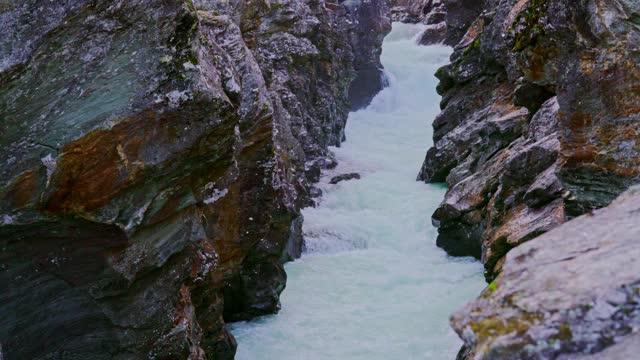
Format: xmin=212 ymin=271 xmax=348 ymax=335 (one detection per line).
xmin=396 ymin=0 xmax=640 ymax=358
xmin=0 ymin=0 xmax=390 ymax=358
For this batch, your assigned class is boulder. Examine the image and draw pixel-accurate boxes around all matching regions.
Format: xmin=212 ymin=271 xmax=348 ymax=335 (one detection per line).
xmin=452 ymin=186 xmax=640 ymax=359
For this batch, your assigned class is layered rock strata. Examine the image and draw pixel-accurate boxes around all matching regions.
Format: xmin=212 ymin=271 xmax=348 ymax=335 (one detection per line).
xmin=0 ymin=0 xmax=390 ymax=358
xmin=419 ymin=0 xmax=640 ymax=282
xmin=382 ymin=0 xmax=640 ymax=358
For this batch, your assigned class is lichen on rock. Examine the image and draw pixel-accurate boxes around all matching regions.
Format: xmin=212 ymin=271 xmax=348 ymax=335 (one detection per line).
xmin=452 ymin=186 xmax=640 ymax=359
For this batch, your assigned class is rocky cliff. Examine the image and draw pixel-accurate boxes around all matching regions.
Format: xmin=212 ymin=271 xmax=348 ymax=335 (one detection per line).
xmin=419 ymin=0 xmax=640 ymax=281
xmin=389 ymin=0 xmax=484 ymax=45
xmin=0 ymin=0 xmax=390 ymax=358
xmin=404 ymin=0 xmax=640 ymax=358
xmin=452 ymin=186 xmax=640 ymax=359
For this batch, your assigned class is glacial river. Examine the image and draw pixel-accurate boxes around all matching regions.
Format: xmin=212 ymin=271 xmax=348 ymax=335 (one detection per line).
xmin=230 ymin=23 xmax=485 ymax=360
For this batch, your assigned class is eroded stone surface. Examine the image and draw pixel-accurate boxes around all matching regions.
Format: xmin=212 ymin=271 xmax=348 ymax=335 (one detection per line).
xmin=329 ymin=172 xmax=362 ymax=184
xmin=0 ymin=0 xmax=390 ymax=358
xmin=452 ymin=186 xmax=640 ymax=359
xmin=419 ymin=0 xmax=640 ymax=281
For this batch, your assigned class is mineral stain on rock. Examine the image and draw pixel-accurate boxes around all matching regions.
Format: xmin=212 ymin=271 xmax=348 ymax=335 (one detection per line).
xmin=3 ymin=0 xmax=640 ymax=358
xmin=417 ymin=0 xmax=640 ymax=281
xmin=0 ymin=0 xmax=390 ymax=358
xmin=404 ymin=0 xmax=640 ymax=358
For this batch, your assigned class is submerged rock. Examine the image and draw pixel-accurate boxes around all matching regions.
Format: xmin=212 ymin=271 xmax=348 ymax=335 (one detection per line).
xmin=305 ymin=156 xmax=340 ymax=184
xmin=330 ymin=173 xmax=362 ymax=184
xmin=0 ymin=0 xmax=390 ymax=358
xmin=452 ymin=186 xmax=640 ymax=359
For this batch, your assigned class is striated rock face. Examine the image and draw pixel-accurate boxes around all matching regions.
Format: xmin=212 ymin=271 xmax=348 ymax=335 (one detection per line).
xmin=420 ymin=0 xmax=640 ymax=281
xmin=0 ymin=0 xmax=389 ymax=358
xmin=452 ymin=186 xmax=640 ymax=359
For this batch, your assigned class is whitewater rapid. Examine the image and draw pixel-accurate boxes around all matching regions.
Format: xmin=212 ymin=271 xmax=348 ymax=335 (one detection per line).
xmin=230 ymin=23 xmax=485 ymax=359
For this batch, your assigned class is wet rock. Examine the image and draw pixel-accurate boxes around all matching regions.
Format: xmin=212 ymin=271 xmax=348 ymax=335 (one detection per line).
xmin=389 ymin=0 xmax=435 ymax=23
xmin=440 ymin=0 xmax=485 ymax=46
xmin=452 ymin=186 xmax=640 ymax=359
xmin=330 ymin=173 xmax=362 ymax=184
xmin=0 ymin=0 xmax=390 ymax=358
xmin=306 ymin=164 xmax=323 ymax=184
xmin=343 ymin=0 xmax=392 ymax=111
xmin=305 ymin=156 xmax=339 ymax=183
xmin=456 ymin=344 xmax=475 ymax=360
xmin=309 ymin=187 xmax=323 ymax=198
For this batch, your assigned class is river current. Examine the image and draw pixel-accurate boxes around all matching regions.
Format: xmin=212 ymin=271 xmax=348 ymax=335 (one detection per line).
xmin=230 ymin=23 xmax=485 ymax=360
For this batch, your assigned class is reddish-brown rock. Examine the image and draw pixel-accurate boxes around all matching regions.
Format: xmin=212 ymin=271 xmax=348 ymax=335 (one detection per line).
xmin=420 ymin=0 xmax=640 ymax=281
xmin=0 ymin=0 xmax=390 ymax=358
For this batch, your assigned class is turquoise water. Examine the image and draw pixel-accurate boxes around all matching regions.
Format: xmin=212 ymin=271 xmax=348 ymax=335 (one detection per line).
xmin=230 ymin=23 xmax=485 ymax=360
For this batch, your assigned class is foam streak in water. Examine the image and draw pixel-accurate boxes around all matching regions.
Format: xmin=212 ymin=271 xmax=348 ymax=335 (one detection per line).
xmin=230 ymin=23 xmax=485 ymax=360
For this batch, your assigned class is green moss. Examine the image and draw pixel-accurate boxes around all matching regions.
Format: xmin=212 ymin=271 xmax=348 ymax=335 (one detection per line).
xmin=435 ymin=66 xmax=454 ymax=95
xmin=488 ymin=281 xmax=498 ymax=293
xmin=185 ymin=0 xmax=196 ymax=12
xmin=161 ymin=5 xmax=200 ymax=83
xmin=462 ymin=37 xmax=482 ymax=61
xmin=512 ymin=0 xmax=549 ymax=52
xmin=470 ymin=311 xmax=543 ymax=350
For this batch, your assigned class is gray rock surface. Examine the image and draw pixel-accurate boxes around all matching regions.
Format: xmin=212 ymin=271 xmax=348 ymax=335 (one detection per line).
xmin=560 ymin=333 xmax=640 ymax=360
xmin=419 ymin=0 xmax=640 ymax=281
xmin=452 ymin=186 xmax=640 ymax=359
xmin=0 ymin=0 xmax=390 ymax=358
xmin=390 ymin=0 xmax=484 ymax=45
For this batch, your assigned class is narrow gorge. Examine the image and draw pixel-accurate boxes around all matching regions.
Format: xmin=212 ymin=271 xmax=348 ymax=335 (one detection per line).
xmin=1 ymin=0 xmax=640 ymax=359
xmin=230 ymin=23 xmax=484 ymax=359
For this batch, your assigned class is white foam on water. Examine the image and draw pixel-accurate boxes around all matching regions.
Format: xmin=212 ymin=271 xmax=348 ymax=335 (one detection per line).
xmin=230 ymin=23 xmax=485 ymax=360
